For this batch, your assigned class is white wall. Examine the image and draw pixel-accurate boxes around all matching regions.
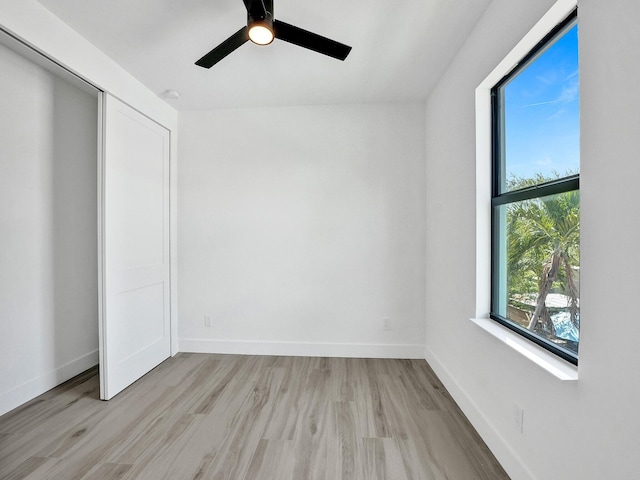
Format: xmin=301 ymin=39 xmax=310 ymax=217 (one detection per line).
xmin=424 ymin=0 xmax=640 ymax=479
xmin=179 ymin=104 xmax=426 ymax=358
xmin=0 ymin=40 xmax=99 ymax=415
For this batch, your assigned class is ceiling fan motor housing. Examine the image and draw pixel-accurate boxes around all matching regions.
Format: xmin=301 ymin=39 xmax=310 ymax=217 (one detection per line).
xmin=248 ymin=0 xmax=273 ymax=29
xmin=248 ymin=13 xmax=273 ymax=32
xmin=247 ymin=0 xmax=274 ymax=45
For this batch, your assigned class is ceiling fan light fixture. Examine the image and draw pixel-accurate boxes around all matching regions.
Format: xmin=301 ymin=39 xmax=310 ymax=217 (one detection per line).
xmin=248 ymin=18 xmax=274 ymax=45
xmin=195 ymin=0 xmax=352 ymax=69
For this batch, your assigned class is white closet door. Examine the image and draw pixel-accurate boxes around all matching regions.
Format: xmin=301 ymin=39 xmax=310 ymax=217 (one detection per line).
xmin=99 ymin=94 xmax=171 ymax=400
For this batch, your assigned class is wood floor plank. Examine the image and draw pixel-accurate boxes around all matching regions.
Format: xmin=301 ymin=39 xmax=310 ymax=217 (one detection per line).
xmin=331 ymin=401 xmax=360 ymax=480
xmin=81 ymin=463 xmax=132 ymax=480
xmin=291 ymin=367 xmax=333 ymax=479
xmin=363 ymin=371 xmax=393 ymax=439
xmin=205 ymin=365 xmax=286 ymax=480
xmin=0 ymin=354 xmax=510 ymax=480
xmin=126 ymin=378 xmax=257 ymax=479
xmin=362 ymin=437 xmax=410 ymax=480
xmin=1 ymin=456 xmax=61 ymax=480
xmin=375 ymin=373 xmax=446 ymax=480
xmin=243 ymin=438 xmax=295 ymax=480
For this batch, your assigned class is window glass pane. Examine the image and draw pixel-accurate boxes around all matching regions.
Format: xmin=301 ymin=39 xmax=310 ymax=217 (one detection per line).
xmin=500 ymin=23 xmax=579 ymax=192
xmin=496 ymin=190 xmax=580 ymax=355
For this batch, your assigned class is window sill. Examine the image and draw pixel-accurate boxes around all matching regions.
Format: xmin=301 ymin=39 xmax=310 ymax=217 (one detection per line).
xmin=470 ymin=317 xmax=578 ymax=381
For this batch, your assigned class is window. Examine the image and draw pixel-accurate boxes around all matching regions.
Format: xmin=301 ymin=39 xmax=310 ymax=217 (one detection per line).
xmin=491 ymin=10 xmax=579 ymax=364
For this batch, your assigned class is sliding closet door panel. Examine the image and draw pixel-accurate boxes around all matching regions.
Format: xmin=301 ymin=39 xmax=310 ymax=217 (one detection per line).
xmin=99 ymin=93 xmax=171 ymax=400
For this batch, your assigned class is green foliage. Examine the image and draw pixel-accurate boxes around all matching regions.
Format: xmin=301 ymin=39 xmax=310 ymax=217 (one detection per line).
xmin=505 ymin=172 xmax=580 ymax=331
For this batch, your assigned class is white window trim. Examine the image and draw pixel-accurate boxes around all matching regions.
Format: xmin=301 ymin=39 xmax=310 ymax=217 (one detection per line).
xmin=473 ymin=0 xmax=578 ymax=381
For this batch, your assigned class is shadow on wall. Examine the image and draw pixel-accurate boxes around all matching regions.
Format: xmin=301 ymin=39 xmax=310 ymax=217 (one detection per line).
xmin=50 ymin=75 xmax=99 ymax=378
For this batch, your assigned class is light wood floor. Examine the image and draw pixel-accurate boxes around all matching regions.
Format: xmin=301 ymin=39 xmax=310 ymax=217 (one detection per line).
xmin=0 ymin=354 xmax=509 ymax=480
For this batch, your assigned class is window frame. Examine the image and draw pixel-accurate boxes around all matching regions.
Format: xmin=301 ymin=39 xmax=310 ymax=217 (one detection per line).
xmin=489 ymin=9 xmax=579 ymax=365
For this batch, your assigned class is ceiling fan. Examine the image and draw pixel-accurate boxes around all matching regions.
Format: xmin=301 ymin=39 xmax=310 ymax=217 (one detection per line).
xmin=195 ymin=0 xmax=352 ymax=68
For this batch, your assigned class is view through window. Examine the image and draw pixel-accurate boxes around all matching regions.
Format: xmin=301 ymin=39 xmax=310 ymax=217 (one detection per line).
xmin=491 ymin=11 xmax=579 ymax=363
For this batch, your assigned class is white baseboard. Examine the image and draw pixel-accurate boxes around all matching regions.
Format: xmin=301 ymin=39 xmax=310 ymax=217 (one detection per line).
xmin=180 ymin=339 xmax=425 ymax=359
xmin=0 ymin=349 xmax=99 ymax=417
xmin=424 ymin=346 xmax=535 ymax=480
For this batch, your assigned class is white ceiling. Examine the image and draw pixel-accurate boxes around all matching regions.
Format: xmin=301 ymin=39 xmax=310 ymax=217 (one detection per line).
xmin=36 ymin=0 xmax=491 ymax=111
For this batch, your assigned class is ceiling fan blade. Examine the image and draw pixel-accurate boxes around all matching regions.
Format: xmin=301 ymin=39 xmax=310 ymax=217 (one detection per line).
xmin=195 ymin=26 xmax=249 ymax=68
xmin=273 ymin=20 xmax=351 ymax=61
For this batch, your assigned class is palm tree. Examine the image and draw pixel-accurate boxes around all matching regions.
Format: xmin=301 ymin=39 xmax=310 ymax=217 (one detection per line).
xmin=506 ymin=176 xmax=580 ymax=338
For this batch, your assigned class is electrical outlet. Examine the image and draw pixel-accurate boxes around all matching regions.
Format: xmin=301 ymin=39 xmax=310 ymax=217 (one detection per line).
xmin=512 ymin=403 xmax=524 ymax=434
xmin=205 ymin=315 xmax=212 ymax=327
xmin=383 ymin=318 xmax=391 ymax=331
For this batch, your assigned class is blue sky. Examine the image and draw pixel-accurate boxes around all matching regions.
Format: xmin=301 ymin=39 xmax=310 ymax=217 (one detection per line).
xmin=503 ymin=24 xmax=579 ymax=185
